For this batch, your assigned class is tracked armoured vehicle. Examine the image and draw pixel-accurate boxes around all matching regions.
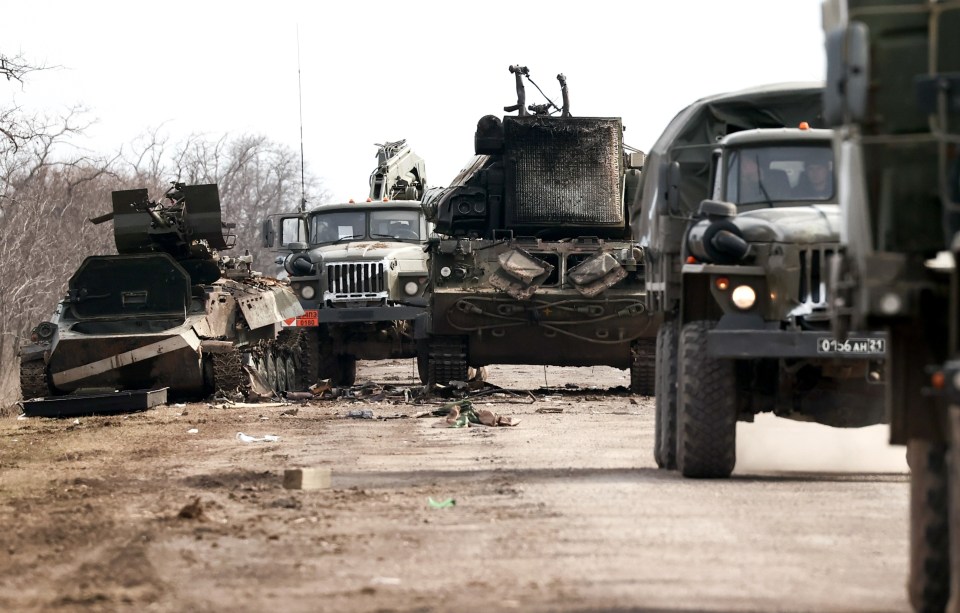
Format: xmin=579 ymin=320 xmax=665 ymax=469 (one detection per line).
xmin=822 ymin=0 xmax=960 ymax=608
xmin=419 ymin=66 xmax=658 ymax=392
xmin=18 ymin=183 xmax=304 ymax=400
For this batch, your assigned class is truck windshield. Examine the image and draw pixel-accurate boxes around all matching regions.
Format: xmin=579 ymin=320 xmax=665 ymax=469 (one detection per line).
xmin=308 ymin=209 xmax=423 ymax=244
xmin=725 ymin=145 xmax=834 ymax=207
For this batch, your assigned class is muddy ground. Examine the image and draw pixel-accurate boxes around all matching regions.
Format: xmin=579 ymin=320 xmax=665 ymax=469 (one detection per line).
xmin=0 ymin=360 xmax=910 ymax=612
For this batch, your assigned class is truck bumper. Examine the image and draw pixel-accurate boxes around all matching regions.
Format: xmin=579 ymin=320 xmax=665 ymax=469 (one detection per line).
xmin=707 ymin=329 xmax=888 ymax=359
xmin=315 ymin=305 xmax=426 ymax=324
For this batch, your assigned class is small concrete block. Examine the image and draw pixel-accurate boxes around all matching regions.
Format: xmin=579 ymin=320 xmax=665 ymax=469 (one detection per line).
xmin=283 ymin=467 xmax=331 ymax=490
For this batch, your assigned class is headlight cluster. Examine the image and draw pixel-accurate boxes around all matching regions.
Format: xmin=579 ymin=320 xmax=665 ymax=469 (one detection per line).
xmin=402 ymin=278 xmax=427 ymax=296
xmin=714 ymin=277 xmax=758 ymax=311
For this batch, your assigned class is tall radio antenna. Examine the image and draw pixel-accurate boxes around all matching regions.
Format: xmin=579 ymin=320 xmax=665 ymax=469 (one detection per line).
xmin=297 ymin=25 xmax=306 ymax=213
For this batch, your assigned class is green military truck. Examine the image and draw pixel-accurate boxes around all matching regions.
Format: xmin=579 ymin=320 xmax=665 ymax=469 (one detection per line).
xmin=419 ymin=67 xmax=658 ymax=392
xmin=822 ymin=0 xmax=960 ymax=609
xmin=634 ymin=83 xmax=887 ymax=478
xmin=262 ymin=141 xmax=432 ymax=386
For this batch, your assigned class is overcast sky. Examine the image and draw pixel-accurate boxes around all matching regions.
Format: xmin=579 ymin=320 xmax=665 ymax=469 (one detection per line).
xmin=3 ymin=0 xmax=826 ymax=204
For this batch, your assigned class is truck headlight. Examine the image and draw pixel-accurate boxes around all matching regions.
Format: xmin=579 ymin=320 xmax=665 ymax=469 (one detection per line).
xmin=403 ymin=281 xmax=419 ymax=296
xmin=301 ymin=285 xmax=316 ymax=300
xmin=731 ymin=285 xmax=756 ymax=310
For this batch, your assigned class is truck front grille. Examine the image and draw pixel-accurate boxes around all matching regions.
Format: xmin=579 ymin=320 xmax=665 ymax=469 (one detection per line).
xmin=798 ymin=247 xmax=834 ymax=310
xmin=325 ymin=262 xmax=387 ymax=301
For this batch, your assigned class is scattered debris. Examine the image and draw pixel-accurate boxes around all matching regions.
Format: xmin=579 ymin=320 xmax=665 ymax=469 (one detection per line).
xmin=430 ymin=400 xmax=520 ymax=428
xmin=284 ymin=391 xmax=314 ymax=401
xmin=280 ymin=407 xmax=300 ymax=417
xmin=19 ymin=387 xmax=168 ymax=418
xmin=535 ymin=407 xmax=564 ymax=414
xmin=346 ymin=409 xmax=374 ymax=419
xmin=177 ymin=497 xmax=206 ymax=520
xmin=236 ymin=432 xmax=280 ymax=443
xmin=283 ymin=467 xmax=331 ymax=490
xmin=187 ymin=428 xmax=199 ymax=434
xmin=428 ymin=497 xmax=456 ymax=509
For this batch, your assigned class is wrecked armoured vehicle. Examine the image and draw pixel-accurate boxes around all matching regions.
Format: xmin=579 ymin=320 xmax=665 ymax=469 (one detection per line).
xmin=823 ymin=0 xmax=960 ymax=608
xmin=262 ymin=140 xmax=431 ymax=386
xmin=420 ymin=66 xmax=658 ymax=392
xmin=19 ymin=183 xmax=304 ymax=400
xmin=635 ymin=83 xmax=886 ymax=478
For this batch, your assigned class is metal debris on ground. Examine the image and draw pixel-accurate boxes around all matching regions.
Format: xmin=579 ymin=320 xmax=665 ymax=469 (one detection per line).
xmin=346 ymin=409 xmax=375 ymax=419
xmin=18 ymin=387 xmax=169 ymax=418
xmin=427 ymin=399 xmax=520 ymax=428
xmin=535 ymin=407 xmax=564 ymax=414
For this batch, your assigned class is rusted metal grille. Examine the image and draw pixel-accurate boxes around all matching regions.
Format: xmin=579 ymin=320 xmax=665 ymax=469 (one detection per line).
xmin=504 ymin=117 xmax=623 ymax=226
xmin=326 ymin=262 xmax=385 ymax=296
xmin=798 ymin=247 xmax=833 ymax=308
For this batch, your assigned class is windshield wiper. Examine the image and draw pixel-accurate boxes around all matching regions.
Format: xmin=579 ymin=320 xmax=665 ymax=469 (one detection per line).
xmin=757 ymin=179 xmax=775 ymax=208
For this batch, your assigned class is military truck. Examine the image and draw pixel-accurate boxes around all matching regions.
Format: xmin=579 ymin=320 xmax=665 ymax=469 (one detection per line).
xmin=419 ymin=66 xmax=658 ymax=393
xmin=262 ymin=140 xmax=431 ymax=386
xmin=822 ymin=0 xmax=960 ymax=608
xmin=18 ymin=183 xmax=304 ymax=400
xmin=634 ymin=83 xmax=888 ymax=477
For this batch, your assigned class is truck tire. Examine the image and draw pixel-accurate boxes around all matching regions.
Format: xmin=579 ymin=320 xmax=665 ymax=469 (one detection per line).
xmin=19 ymin=359 xmax=50 ymax=400
xmin=654 ymin=321 xmax=678 ymax=470
xmin=427 ymin=336 xmax=468 ymax=387
xmin=416 ymin=340 xmax=429 ymax=385
xmin=339 ymin=355 xmax=357 ymax=387
xmin=676 ymin=320 xmax=737 ymax=479
xmin=906 ymin=440 xmax=950 ymax=613
xmin=278 ymin=329 xmax=320 ymax=392
xmin=630 ymin=337 xmax=656 ymax=396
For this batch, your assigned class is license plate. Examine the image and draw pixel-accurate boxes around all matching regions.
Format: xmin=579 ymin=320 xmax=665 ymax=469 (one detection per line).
xmin=816 ymin=337 xmax=885 ymax=355
xmin=283 ymin=309 xmax=319 ymax=327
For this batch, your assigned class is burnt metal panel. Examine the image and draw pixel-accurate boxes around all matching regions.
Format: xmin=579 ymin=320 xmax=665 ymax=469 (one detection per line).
xmin=68 ymin=254 xmax=190 ymax=320
xmin=503 ymin=116 xmax=623 ymax=228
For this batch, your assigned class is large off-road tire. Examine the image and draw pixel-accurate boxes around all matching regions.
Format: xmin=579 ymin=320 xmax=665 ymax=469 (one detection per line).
xmin=19 ymin=359 xmax=50 ymax=400
xmin=427 ymin=335 xmax=468 ymax=388
xmin=211 ymin=350 xmax=245 ymax=396
xmin=906 ymin=440 xmax=950 ymax=613
xmin=416 ymin=340 xmax=429 ymax=385
xmin=339 ymin=355 xmax=357 ymax=387
xmin=676 ymin=320 xmax=737 ymax=479
xmin=654 ymin=321 xmax=679 ymax=470
xmin=630 ymin=337 xmax=657 ymax=396
xmin=278 ymin=328 xmax=320 ymax=392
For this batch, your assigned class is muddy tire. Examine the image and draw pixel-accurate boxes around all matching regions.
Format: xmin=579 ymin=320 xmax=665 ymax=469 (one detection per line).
xmin=427 ymin=336 xmax=468 ymax=387
xmin=211 ymin=350 xmax=245 ymax=396
xmin=278 ymin=329 xmax=320 ymax=392
xmin=19 ymin=359 xmax=50 ymax=401
xmin=339 ymin=355 xmax=357 ymax=387
xmin=654 ymin=321 xmax=678 ymax=470
xmin=676 ymin=320 xmax=737 ymax=479
xmin=630 ymin=337 xmax=656 ymax=396
xmin=416 ymin=341 xmax=429 ymax=385
xmin=907 ymin=440 xmax=950 ymax=613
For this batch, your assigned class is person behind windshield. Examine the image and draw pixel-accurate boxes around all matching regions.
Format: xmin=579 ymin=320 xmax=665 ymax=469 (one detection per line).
xmin=737 ymin=154 xmax=791 ymax=204
xmin=795 ymin=159 xmax=833 ymax=199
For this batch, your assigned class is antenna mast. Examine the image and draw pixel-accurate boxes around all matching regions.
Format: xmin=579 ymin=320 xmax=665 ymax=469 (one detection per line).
xmin=297 ymin=25 xmax=306 ymax=213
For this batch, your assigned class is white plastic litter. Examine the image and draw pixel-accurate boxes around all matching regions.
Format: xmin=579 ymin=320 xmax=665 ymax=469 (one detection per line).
xmin=187 ymin=428 xmax=199 ymax=434
xmin=236 ymin=432 xmax=280 ymax=443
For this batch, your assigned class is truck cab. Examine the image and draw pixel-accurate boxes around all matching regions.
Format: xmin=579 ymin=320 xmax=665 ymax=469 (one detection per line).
xmin=659 ymin=125 xmax=887 ymax=478
xmin=262 ymin=141 xmax=432 ymax=386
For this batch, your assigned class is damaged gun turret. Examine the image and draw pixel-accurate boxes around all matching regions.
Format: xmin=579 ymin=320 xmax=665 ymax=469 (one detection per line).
xmin=19 ymin=183 xmax=304 ymax=400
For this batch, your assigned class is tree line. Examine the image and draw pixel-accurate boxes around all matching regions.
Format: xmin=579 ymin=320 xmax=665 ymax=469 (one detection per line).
xmin=0 ymin=53 xmax=327 ymax=409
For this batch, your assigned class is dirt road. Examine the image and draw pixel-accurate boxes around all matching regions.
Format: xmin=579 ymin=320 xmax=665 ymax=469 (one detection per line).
xmin=0 ymin=361 xmax=910 ymax=612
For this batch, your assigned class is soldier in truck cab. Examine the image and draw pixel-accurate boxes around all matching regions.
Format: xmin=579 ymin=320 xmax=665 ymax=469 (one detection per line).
xmin=795 ymin=158 xmax=833 ymax=199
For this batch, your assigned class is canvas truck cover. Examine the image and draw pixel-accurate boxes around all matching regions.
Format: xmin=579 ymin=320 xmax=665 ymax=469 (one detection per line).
xmin=634 ymin=82 xmax=824 ymax=311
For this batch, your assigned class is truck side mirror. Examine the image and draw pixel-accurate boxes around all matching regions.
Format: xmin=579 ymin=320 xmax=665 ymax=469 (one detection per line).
xmin=824 ymin=22 xmax=870 ymax=127
xmin=262 ymin=218 xmax=275 ymax=248
xmin=657 ymin=161 xmax=682 ymax=216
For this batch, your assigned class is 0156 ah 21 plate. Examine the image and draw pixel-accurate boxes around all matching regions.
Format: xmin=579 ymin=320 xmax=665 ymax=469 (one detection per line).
xmin=816 ymin=337 xmax=885 ymax=355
